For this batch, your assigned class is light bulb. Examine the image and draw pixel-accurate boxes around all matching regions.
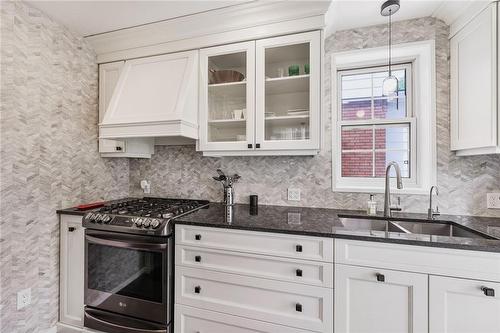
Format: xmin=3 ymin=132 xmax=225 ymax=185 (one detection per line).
xmin=382 ymin=75 xmax=398 ymax=97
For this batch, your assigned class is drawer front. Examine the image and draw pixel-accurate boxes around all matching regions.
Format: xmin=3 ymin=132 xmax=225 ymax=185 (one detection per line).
xmin=175 ymin=245 xmax=333 ymax=288
xmin=176 ymin=225 xmax=333 ymax=262
xmin=175 ymin=304 xmax=316 ymax=333
xmin=335 ymin=239 xmax=500 ymax=282
xmin=175 ymin=266 xmax=333 ymax=332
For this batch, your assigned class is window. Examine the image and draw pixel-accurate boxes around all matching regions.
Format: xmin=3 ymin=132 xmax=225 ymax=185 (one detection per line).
xmin=339 ymin=64 xmax=414 ymax=179
xmin=331 ymin=41 xmax=437 ymax=194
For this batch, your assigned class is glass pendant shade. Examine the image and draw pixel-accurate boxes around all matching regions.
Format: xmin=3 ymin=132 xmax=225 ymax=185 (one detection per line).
xmin=382 ymin=75 xmax=398 ymax=97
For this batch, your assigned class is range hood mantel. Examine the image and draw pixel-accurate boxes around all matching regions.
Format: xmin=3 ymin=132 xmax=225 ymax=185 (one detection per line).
xmin=99 ymin=50 xmax=198 ymax=140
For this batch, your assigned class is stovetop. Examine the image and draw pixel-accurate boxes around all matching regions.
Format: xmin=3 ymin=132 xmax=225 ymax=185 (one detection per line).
xmin=82 ymin=197 xmax=209 ymax=236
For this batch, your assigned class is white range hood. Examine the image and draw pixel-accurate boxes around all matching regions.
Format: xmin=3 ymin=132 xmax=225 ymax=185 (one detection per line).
xmin=99 ymin=50 xmax=198 ymax=140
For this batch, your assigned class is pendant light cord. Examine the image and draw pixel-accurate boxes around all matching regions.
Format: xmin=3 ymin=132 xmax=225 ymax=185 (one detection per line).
xmin=388 ymin=8 xmax=392 ymax=77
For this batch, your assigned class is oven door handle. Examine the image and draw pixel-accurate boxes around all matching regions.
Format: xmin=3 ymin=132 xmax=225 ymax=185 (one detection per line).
xmin=85 ymin=234 xmax=167 ymax=251
xmin=84 ymin=310 xmax=167 ymax=333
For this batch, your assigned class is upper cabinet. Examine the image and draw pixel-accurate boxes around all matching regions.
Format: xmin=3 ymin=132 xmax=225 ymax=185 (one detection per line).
xmin=199 ymin=31 xmax=321 ymax=156
xmin=451 ymin=2 xmax=500 ymax=156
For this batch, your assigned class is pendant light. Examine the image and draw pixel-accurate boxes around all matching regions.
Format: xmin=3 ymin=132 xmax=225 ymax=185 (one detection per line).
xmin=381 ymin=0 xmax=400 ymax=97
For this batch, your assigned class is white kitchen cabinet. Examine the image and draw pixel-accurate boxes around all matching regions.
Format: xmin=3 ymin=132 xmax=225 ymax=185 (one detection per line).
xmin=451 ymin=2 xmax=500 ymax=156
xmin=429 ymin=275 xmax=500 ymax=333
xmin=98 ymin=61 xmax=154 ymax=158
xmin=199 ymin=31 xmax=321 ymax=156
xmin=334 ymin=264 xmax=428 ymax=333
xmin=175 ymin=304 xmax=316 ymax=333
xmin=59 ymin=214 xmax=85 ymax=328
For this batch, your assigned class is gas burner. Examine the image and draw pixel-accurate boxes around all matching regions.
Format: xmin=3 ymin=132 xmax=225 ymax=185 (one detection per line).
xmin=82 ymin=197 xmax=209 ymax=236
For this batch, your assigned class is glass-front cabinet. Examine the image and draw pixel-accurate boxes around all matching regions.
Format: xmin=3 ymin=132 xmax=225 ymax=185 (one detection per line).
xmin=199 ymin=41 xmax=255 ymax=151
xmin=199 ymin=31 xmax=320 ymax=155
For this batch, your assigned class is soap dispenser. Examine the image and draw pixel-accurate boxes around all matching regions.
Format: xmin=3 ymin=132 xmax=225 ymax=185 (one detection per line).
xmin=367 ymin=194 xmax=377 ymax=215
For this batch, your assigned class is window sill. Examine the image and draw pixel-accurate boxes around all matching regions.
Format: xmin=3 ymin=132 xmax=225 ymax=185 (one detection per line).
xmin=333 ymin=185 xmax=428 ymax=195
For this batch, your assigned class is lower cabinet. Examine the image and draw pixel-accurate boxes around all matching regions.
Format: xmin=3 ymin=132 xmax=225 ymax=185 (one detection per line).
xmin=175 ymin=304 xmax=315 ymax=333
xmin=59 ymin=214 xmax=85 ymax=328
xmin=429 ymin=275 xmax=500 ymax=333
xmin=334 ymin=264 xmax=428 ymax=333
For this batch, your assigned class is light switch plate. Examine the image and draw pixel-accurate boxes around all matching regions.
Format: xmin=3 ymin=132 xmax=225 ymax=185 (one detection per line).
xmin=487 ymin=193 xmax=500 ymax=209
xmin=287 ymin=188 xmax=301 ymax=201
xmin=17 ymin=288 xmax=31 ymax=310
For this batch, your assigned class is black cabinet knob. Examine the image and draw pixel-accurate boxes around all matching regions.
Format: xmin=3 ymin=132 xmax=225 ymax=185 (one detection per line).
xmin=195 ymin=234 xmax=201 ymax=241
xmin=248 ymin=144 xmax=253 ymax=149
xmin=256 ymin=143 xmax=261 ymax=148
xmin=295 ymin=244 xmax=303 ymax=252
xmin=194 ymin=286 xmax=201 ymax=294
xmin=376 ymin=273 xmax=385 ymax=282
xmin=296 ymin=269 xmax=303 ymax=277
xmin=195 ymin=255 xmax=201 ymax=262
xmin=68 ymin=227 xmax=76 ymax=232
xmin=295 ymin=303 xmax=303 ymax=312
xmin=115 ymin=146 xmax=122 ymax=151
xmin=482 ymin=286 xmax=495 ymax=297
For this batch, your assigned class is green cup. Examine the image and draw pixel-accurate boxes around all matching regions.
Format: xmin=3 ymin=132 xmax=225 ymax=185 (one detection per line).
xmin=304 ymin=64 xmax=310 ymax=74
xmin=288 ymin=65 xmax=300 ymax=76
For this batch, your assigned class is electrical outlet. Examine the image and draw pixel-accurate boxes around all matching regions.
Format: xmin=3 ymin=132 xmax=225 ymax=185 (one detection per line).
xmin=287 ymin=188 xmax=301 ymax=201
xmin=487 ymin=193 xmax=500 ymax=209
xmin=17 ymin=288 xmax=31 ymax=310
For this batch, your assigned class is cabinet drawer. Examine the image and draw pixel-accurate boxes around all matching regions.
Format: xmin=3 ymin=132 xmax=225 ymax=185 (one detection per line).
xmin=175 ymin=245 xmax=333 ymax=288
xmin=175 ymin=225 xmax=333 ymax=262
xmin=335 ymin=239 xmax=500 ymax=282
xmin=175 ymin=304 xmax=316 ymax=333
xmin=175 ymin=266 xmax=333 ymax=332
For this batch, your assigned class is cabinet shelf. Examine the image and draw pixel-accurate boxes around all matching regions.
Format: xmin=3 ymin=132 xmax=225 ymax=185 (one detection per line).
xmin=265 ymin=115 xmax=309 ymax=126
xmin=265 ymin=75 xmax=309 ymax=95
xmin=208 ymin=118 xmax=246 ymax=129
xmin=209 ymin=81 xmax=246 ymax=97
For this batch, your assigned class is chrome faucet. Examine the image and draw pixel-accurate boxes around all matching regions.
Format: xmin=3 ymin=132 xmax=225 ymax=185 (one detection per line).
xmin=428 ymin=186 xmax=440 ymax=220
xmin=384 ymin=162 xmax=403 ymax=217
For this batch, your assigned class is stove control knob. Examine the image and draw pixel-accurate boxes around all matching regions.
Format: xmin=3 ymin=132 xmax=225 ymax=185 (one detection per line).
xmin=102 ymin=215 xmax=111 ymax=224
xmin=94 ymin=214 xmax=103 ymax=223
xmin=150 ymin=219 xmax=161 ymax=229
xmin=86 ymin=213 xmax=95 ymax=222
xmin=142 ymin=218 xmax=151 ymax=228
xmin=135 ymin=218 xmax=143 ymax=227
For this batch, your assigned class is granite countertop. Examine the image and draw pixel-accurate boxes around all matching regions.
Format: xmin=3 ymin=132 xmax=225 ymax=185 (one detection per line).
xmin=174 ymin=203 xmax=500 ymax=253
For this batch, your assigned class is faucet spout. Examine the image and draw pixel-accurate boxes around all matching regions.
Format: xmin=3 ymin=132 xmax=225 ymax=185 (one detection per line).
xmin=384 ymin=161 xmax=403 ymax=218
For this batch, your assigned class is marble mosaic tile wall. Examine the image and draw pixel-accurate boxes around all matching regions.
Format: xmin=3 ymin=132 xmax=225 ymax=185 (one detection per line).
xmin=130 ymin=17 xmax=500 ymax=218
xmin=0 ymin=2 xmax=129 ymax=332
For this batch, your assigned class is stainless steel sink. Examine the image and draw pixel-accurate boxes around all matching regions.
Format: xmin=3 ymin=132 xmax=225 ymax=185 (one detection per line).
xmin=337 ymin=216 xmax=493 ymax=239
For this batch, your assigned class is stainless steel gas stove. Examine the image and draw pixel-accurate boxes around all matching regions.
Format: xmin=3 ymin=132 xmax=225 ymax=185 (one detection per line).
xmin=82 ymin=197 xmax=209 ymax=333
xmin=83 ymin=197 xmax=209 ymax=236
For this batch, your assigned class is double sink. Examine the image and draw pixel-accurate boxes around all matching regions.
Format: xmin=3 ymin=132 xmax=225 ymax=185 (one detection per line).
xmin=338 ymin=216 xmax=495 ymax=239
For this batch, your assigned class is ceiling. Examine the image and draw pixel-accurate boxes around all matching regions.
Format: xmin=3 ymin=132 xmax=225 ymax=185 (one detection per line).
xmin=26 ymin=1 xmax=252 ymax=37
xmin=28 ymin=0 xmax=472 ymax=38
xmin=325 ymin=0 xmax=472 ymax=34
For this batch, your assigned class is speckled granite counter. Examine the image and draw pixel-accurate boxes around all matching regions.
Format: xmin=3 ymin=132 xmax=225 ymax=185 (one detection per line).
xmin=174 ymin=203 xmax=500 ymax=253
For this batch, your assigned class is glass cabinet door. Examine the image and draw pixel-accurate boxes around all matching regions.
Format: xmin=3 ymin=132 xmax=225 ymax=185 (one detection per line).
xmin=255 ymin=31 xmax=320 ymax=151
xmin=199 ymin=41 xmax=255 ymax=151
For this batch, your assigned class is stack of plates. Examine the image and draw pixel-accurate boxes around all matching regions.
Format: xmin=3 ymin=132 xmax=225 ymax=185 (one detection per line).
xmin=287 ymin=108 xmax=309 ymax=116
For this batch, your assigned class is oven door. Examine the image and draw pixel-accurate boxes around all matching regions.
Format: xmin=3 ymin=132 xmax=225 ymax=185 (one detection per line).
xmin=85 ymin=229 xmax=170 ymax=324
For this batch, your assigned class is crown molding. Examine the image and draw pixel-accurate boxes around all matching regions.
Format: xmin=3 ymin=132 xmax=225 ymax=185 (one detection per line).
xmin=86 ymin=1 xmax=330 ymax=63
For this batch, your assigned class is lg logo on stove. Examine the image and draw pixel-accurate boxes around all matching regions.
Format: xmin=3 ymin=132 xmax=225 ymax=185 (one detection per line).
xmin=119 ymin=302 xmax=127 ymax=308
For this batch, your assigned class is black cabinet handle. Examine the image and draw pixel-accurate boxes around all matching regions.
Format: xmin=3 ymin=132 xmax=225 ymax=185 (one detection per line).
xmin=195 ymin=255 xmax=201 ymax=262
xmin=115 ymin=146 xmax=122 ymax=151
xmin=296 ymin=269 xmax=303 ymax=277
xmin=195 ymin=234 xmax=201 ymax=241
xmin=248 ymin=144 xmax=253 ymax=149
xmin=68 ymin=227 xmax=76 ymax=232
xmin=376 ymin=273 xmax=385 ymax=282
xmin=295 ymin=244 xmax=303 ymax=252
xmin=295 ymin=303 xmax=302 ymax=312
xmin=482 ymin=286 xmax=495 ymax=297
xmin=194 ymin=286 xmax=201 ymax=294
xmin=256 ymin=143 xmax=261 ymax=148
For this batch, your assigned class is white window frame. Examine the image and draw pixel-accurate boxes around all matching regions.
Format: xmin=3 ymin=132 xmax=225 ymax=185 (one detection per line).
xmin=331 ymin=40 xmax=437 ymax=194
